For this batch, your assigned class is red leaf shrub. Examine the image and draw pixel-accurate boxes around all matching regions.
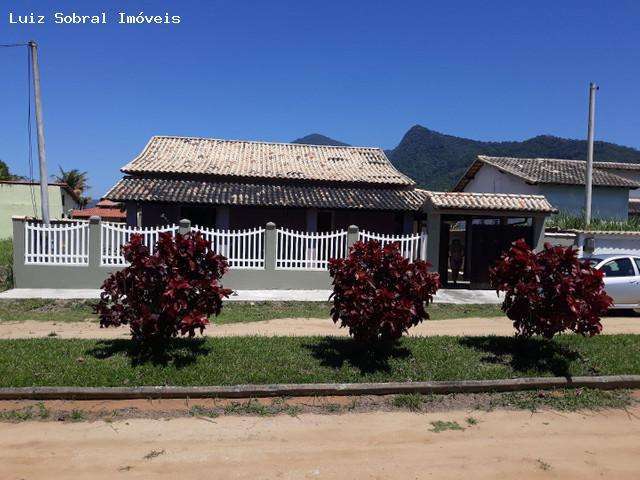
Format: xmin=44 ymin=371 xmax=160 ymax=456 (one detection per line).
xmin=95 ymin=232 xmax=233 ymax=344
xmin=328 ymin=240 xmax=440 ymax=344
xmin=489 ymin=239 xmax=612 ymax=339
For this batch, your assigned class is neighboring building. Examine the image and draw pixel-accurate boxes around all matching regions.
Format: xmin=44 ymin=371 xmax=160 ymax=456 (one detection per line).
xmin=452 ymin=155 xmax=640 ymax=220
xmin=105 ymin=136 xmax=430 ymax=233
xmin=71 ymin=199 xmax=126 ymax=222
xmin=0 ymin=180 xmax=80 ymax=238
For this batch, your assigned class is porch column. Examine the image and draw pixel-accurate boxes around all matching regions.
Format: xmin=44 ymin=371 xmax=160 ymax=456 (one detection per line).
xmin=532 ymin=214 xmax=546 ymax=252
xmin=426 ymin=213 xmax=441 ymax=272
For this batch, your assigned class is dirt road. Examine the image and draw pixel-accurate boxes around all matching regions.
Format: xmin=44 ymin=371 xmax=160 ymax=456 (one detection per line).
xmin=1 ymin=407 xmax=638 ymax=479
xmin=1 ymin=315 xmax=639 ymax=339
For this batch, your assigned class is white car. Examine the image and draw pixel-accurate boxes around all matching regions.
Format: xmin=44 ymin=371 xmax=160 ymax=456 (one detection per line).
xmin=585 ymin=255 xmax=640 ymax=309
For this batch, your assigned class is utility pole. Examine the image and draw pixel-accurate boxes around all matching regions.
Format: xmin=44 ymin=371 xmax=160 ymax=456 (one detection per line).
xmin=28 ymin=40 xmax=50 ymax=225
xmin=584 ymin=82 xmax=598 ymax=226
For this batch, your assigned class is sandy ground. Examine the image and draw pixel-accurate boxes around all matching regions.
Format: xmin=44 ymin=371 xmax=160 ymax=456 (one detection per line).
xmin=0 ymin=315 xmax=639 ymax=339
xmin=0 ymin=407 xmax=638 ymax=479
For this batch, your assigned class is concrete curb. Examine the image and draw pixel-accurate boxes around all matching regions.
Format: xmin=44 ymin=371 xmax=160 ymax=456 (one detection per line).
xmin=0 ymin=375 xmax=638 ymax=400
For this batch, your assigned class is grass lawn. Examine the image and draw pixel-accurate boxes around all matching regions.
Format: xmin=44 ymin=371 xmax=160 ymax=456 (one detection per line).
xmin=0 ymin=299 xmax=504 ymax=324
xmin=0 ymin=334 xmax=638 ymax=387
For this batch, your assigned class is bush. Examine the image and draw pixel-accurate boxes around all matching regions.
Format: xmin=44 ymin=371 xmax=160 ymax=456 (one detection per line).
xmin=328 ymin=240 xmax=440 ymax=344
xmin=0 ymin=238 xmax=13 ymax=291
xmin=95 ymin=232 xmax=233 ymax=345
xmin=489 ymin=239 xmax=612 ymax=339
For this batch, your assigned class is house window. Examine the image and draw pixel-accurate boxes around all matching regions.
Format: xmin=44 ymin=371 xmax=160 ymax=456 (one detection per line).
xmin=317 ymin=210 xmax=334 ymax=232
xmin=181 ymin=206 xmax=216 ymax=228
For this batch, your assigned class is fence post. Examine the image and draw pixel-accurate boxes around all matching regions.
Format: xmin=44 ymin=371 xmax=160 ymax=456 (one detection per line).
xmin=179 ymin=218 xmax=191 ymax=235
xmin=265 ymin=222 xmax=277 ymax=271
xmin=419 ymin=226 xmax=428 ymax=261
xmin=11 ymin=217 xmax=26 ymax=287
xmin=88 ymin=216 xmax=101 ymax=269
xmin=347 ymin=225 xmax=359 ymax=252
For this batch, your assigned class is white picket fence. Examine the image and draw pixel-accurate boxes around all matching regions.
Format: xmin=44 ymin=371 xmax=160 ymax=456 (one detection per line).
xmin=23 ymin=221 xmax=426 ymax=270
xmin=101 ymin=223 xmax=179 ymax=266
xmin=359 ymin=230 xmax=426 ymax=261
xmin=192 ymin=226 xmax=265 ymax=269
xmin=24 ymin=221 xmax=90 ymax=265
xmin=276 ymin=229 xmax=348 ymax=270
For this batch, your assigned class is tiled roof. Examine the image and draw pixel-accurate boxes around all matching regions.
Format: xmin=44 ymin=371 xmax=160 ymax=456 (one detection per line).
xmin=71 ymin=207 xmax=126 ymax=221
xmin=105 ymin=177 xmax=429 ymax=211
xmin=423 ymin=191 xmax=557 ymax=213
xmin=452 ymin=156 xmax=640 ymax=191
xmin=121 ymin=136 xmax=414 ymax=186
xmin=595 ymin=161 xmax=640 ymax=171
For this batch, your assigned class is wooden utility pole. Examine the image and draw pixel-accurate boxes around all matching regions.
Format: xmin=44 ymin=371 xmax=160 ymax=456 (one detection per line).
xmin=584 ymin=82 xmax=598 ymax=226
xmin=28 ymin=40 xmax=50 ymax=224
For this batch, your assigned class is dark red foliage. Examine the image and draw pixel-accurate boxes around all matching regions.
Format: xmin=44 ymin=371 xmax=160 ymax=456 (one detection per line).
xmin=328 ymin=240 xmax=440 ymax=344
xmin=95 ymin=232 xmax=233 ymax=344
xmin=489 ymin=239 xmax=612 ymax=339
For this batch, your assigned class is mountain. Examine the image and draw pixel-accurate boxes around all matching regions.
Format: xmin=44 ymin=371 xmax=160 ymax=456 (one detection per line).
xmin=386 ymin=125 xmax=640 ymax=191
xmin=292 ymin=133 xmax=350 ymax=147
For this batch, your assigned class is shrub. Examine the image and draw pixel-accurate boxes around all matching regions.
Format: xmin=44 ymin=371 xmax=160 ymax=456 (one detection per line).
xmin=489 ymin=239 xmax=612 ymax=339
xmin=95 ymin=232 xmax=233 ymax=345
xmin=328 ymin=240 xmax=440 ymax=344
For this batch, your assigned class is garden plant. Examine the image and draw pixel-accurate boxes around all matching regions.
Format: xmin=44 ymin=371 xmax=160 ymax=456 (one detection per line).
xmin=328 ymin=240 xmax=440 ymax=344
xmin=490 ymin=239 xmax=612 ymax=338
xmin=95 ymin=232 xmax=233 ymax=346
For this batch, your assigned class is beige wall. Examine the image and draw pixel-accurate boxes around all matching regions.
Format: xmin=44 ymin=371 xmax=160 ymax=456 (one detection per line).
xmin=0 ymin=183 xmax=79 ymax=239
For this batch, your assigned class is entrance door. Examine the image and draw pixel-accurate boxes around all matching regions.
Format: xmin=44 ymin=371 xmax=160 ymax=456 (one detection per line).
xmin=468 ymin=220 xmax=533 ymax=287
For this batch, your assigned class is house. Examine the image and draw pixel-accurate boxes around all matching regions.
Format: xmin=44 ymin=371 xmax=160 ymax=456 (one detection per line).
xmin=105 ymin=136 xmax=430 ymax=234
xmin=101 ymin=137 xmax=557 ymax=289
xmin=71 ymin=199 xmax=126 ymax=222
xmin=0 ymin=180 xmax=80 ymax=238
xmin=452 ymin=155 xmax=640 ymax=220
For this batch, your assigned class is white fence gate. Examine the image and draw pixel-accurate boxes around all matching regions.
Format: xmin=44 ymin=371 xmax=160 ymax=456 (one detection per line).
xmin=359 ymin=230 xmax=426 ymax=261
xmin=101 ymin=223 xmax=179 ymax=266
xmin=276 ymin=229 xmax=348 ymax=270
xmin=24 ymin=221 xmax=90 ymax=265
xmin=192 ymin=226 xmax=265 ymax=269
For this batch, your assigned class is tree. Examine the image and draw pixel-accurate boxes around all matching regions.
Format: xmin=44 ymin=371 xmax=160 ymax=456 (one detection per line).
xmin=0 ymin=160 xmax=10 ymax=180
xmin=53 ymin=166 xmax=90 ymax=205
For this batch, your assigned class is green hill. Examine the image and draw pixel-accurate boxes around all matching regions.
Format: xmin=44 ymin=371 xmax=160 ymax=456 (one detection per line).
xmin=386 ymin=125 xmax=640 ymax=190
xmin=292 ymin=126 xmax=640 ymax=190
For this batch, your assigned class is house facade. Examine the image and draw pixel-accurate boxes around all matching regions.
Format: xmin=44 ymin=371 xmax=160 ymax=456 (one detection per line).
xmin=0 ymin=180 xmax=80 ymax=238
xmin=452 ymin=156 xmax=640 ymax=220
xmin=105 ymin=136 xmax=430 ymax=234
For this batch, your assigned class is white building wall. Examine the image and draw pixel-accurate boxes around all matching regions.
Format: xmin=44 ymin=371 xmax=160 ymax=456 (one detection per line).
xmin=601 ymin=168 xmax=640 ymax=199
xmin=463 ymin=165 xmax=540 ymax=195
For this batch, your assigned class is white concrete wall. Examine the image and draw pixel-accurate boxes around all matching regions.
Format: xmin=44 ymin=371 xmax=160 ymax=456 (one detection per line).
xmin=601 ymin=168 xmax=640 ymax=199
xmin=463 ymin=165 xmax=540 ymax=195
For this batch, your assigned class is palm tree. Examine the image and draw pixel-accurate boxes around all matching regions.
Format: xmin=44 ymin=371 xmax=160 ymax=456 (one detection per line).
xmin=53 ymin=166 xmax=90 ymax=206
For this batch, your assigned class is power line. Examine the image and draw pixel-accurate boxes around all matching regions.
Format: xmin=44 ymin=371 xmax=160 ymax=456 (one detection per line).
xmin=0 ymin=43 xmax=28 ymax=48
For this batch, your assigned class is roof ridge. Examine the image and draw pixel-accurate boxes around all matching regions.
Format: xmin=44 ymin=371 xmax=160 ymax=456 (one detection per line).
xmin=149 ymin=134 xmax=383 ymax=151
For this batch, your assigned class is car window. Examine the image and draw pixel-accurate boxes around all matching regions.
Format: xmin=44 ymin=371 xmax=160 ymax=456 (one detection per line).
xmin=601 ymin=258 xmax=636 ymax=277
xmin=634 ymin=258 xmax=640 ymax=274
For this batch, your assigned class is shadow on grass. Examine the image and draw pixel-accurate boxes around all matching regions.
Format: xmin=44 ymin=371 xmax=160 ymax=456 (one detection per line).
xmin=304 ymin=337 xmax=410 ymax=374
xmin=86 ymin=337 xmax=210 ymax=368
xmin=459 ymin=336 xmax=586 ymax=378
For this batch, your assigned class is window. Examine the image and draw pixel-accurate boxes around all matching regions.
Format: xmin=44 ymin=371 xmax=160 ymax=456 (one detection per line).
xmin=634 ymin=258 xmax=640 ymax=274
xmin=601 ymin=258 xmax=636 ymax=277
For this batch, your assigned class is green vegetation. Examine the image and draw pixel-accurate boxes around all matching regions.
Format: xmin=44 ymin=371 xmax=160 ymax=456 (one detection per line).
xmin=484 ymin=388 xmax=633 ymax=412
xmin=429 ymin=420 xmax=464 ymax=433
xmin=392 ymin=393 xmax=426 ymax=411
xmin=0 ymin=299 xmax=503 ymax=324
xmin=546 ymin=213 xmax=640 ymax=232
xmin=0 ymin=238 xmax=13 ymax=291
xmin=386 ymin=125 xmax=640 ymax=190
xmin=0 ymin=334 xmax=638 ymax=387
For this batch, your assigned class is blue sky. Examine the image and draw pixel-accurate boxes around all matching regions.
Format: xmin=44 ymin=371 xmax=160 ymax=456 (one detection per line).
xmin=1 ymin=0 xmax=639 ymax=196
